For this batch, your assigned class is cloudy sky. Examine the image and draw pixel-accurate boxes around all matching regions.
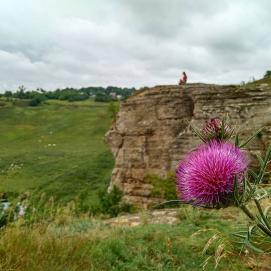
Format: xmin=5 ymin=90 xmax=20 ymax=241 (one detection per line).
xmin=0 ymin=0 xmax=271 ymax=91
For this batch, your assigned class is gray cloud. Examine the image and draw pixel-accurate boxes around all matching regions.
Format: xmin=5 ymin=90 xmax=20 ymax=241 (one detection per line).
xmin=0 ymin=0 xmax=271 ymax=91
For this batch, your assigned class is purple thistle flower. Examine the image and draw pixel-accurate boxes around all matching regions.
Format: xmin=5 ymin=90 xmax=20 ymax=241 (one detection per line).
xmin=176 ymin=140 xmax=248 ymax=207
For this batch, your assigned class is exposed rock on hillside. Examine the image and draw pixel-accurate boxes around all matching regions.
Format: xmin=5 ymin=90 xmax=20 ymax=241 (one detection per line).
xmin=105 ymin=83 xmax=271 ymax=207
xmin=105 ymin=208 xmax=180 ymax=227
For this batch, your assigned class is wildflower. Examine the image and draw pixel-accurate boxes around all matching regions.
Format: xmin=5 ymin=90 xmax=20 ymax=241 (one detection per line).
xmin=202 ymin=118 xmax=233 ymax=141
xmin=176 ymin=140 xmax=248 ymax=207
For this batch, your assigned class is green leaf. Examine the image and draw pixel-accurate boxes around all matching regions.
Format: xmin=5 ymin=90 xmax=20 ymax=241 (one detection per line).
xmin=239 ymin=127 xmax=264 ymax=148
xmin=264 ymin=205 xmax=271 ymax=217
xmin=153 ymin=200 xmax=190 ymax=209
xmin=256 ymin=154 xmax=264 ymax=167
xmin=235 ymin=135 xmax=240 ymax=147
xmin=232 ymin=233 xmax=246 ymax=238
xmin=245 ymin=241 xmax=264 ymax=253
xmin=254 ymin=199 xmax=271 ymax=231
xmin=239 ymin=178 xmax=248 ymax=203
xmin=248 ymin=170 xmax=258 ymax=181
xmin=233 ymin=230 xmax=248 ymax=234
xmin=190 ymin=125 xmax=207 ymax=143
xmin=265 ymin=143 xmax=271 ymax=162
xmin=256 ymin=144 xmax=271 ymax=184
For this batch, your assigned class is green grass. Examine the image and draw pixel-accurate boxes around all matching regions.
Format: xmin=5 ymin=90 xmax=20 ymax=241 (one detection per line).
xmin=0 ymin=99 xmax=115 ymax=206
xmin=0 ymin=207 xmax=254 ymax=271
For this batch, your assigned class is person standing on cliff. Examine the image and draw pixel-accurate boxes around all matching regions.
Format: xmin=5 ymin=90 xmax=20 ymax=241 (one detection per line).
xmin=179 ymin=72 xmax=187 ymax=85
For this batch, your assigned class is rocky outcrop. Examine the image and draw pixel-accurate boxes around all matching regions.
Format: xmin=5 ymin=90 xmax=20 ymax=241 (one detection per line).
xmin=105 ymin=209 xmax=180 ymax=227
xmin=105 ymin=83 xmax=271 ymax=208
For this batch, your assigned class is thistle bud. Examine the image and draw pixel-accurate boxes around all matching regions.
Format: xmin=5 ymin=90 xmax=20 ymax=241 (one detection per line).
xmin=202 ymin=118 xmax=233 ymax=141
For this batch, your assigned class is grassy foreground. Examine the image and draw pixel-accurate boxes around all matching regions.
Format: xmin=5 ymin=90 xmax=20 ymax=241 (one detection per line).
xmin=0 ymin=99 xmax=114 ymax=207
xmin=0 ymin=206 xmax=262 ymax=271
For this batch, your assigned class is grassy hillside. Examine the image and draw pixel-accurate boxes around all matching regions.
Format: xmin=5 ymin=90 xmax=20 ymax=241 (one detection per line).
xmin=0 ymin=99 xmax=115 ymax=207
xmin=0 ymin=207 xmax=258 ymax=271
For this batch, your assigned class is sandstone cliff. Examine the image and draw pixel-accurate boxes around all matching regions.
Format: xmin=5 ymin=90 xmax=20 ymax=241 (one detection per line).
xmin=105 ymin=81 xmax=271 ymax=207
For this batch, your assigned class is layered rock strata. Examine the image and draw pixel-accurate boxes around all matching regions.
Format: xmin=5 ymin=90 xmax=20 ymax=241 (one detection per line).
xmin=105 ymin=83 xmax=271 ymax=207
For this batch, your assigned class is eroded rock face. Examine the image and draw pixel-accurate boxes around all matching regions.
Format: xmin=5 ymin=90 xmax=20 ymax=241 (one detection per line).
xmin=105 ymin=83 xmax=271 ymax=208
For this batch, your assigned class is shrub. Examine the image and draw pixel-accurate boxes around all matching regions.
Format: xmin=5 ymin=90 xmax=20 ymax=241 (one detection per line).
xmin=95 ymin=92 xmax=113 ymax=102
xmin=107 ymin=102 xmax=119 ymax=119
xmin=99 ymin=186 xmax=134 ymax=217
xmin=29 ymin=97 xmax=42 ymax=106
xmin=144 ymin=173 xmax=177 ymax=200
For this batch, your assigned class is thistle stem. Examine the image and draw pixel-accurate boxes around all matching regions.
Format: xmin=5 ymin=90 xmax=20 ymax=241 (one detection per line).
xmin=240 ymin=205 xmax=271 ymax=237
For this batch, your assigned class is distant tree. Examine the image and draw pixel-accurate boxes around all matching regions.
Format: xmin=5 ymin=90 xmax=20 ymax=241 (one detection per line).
xmin=4 ymin=91 xmax=12 ymax=98
xmin=16 ymin=85 xmax=27 ymax=99
xmin=36 ymin=88 xmax=46 ymax=93
xmin=18 ymin=85 xmax=26 ymax=92
xmin=4 ymin=85 xmax=136 ymax=102
xmin=95 ymin=92 xmax=113 ymax=102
